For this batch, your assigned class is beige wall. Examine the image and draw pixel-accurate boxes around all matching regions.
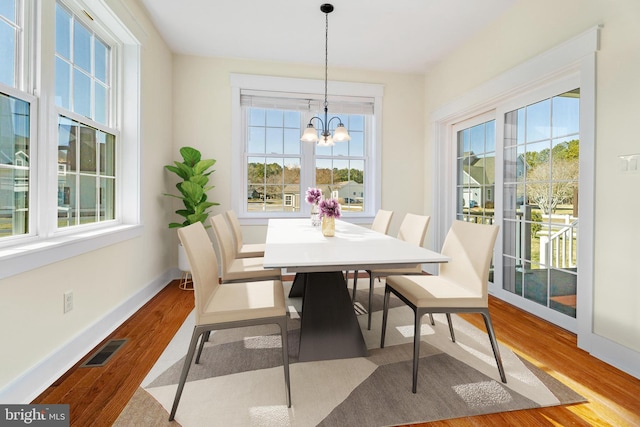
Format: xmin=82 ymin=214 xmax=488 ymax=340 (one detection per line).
xmin=0 ymin=0 xmax=175 ymax=395
xmin=172 ymin=56 xmax=426 ymax=240
xmin=424 ymin=0 xmax=640 ymax=355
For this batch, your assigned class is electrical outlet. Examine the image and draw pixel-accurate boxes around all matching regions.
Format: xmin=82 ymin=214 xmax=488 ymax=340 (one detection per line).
xmin=64 ymin=291 xmax=73 ymax=313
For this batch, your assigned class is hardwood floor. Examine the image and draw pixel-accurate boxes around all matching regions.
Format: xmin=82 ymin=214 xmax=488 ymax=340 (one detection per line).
xmin=33 ymin=277 xmax=640 ymax=426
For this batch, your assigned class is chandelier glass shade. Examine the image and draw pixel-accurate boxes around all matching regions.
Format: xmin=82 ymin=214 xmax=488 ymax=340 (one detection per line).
xmin=300 ymin=3 xmax=351 ymax=146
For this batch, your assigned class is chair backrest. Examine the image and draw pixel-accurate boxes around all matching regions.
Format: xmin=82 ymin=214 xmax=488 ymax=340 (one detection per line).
xmin=396 ymin=213 xmax=430 ymax=247
xmin=371 ymin=209 xmax=394 ymax=234
xmin=225 ymin=210 xmax=244 ymax=253
xmin=439 ymin=220 xmax=499 ymax=301
xmin=177 ymin=222 xmax=219 ymax=322
xmin=210 ymin=214 xmax=237 ymax=274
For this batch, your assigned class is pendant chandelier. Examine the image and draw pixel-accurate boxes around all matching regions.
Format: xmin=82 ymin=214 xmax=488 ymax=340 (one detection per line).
xmin=300 ymin=3 xmax=351 ymax=147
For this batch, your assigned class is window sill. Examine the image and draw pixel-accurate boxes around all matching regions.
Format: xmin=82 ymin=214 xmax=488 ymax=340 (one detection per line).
xmin=0 ymin=224 xmax=143 ymax=280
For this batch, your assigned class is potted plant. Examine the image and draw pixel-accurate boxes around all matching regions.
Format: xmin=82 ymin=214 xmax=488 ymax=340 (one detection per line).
xmin=164 ymin=146 xmax=219 ymax=285
xmin=164 ymin=146 xmax=219 ymax=228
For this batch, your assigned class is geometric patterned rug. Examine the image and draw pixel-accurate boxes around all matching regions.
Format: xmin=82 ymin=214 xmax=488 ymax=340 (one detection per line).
xmin=114 ymin=280 xmax=585 ymax=426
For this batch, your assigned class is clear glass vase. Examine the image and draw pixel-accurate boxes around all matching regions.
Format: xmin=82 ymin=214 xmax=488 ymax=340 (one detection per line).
xmin=310 ymin=203 xmax=321 ymax=227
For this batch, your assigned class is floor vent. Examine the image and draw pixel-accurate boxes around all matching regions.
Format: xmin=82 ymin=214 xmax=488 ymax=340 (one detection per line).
xmin=80 ymin=339 xmax=128 ymax=367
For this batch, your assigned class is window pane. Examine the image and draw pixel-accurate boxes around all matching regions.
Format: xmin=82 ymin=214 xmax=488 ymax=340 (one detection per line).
xmin=525 ymin=99 xmax=551 ymax=142
xmin=57 ymin=173 xmax=76 ymax=228
xmin=73 ymin=69 xmax=91 ymax=117
xmin=100 ymin=131 xmax=115 ymax=176
xmin=0 ymin=21 xmax=16 ymax=87
xmin=283 ymin=111 xmax=299 ymax=128
xmin=94 ymin=82 xmax=106 ymax=125
xmin=55 ymin=4 xmax=71 ymax=59
xmin=79 ymin=174 xmax=97 ymax=224
xmin=249 ymin=108 xmax=265 ymax=126
xmin=79 ymin=126 xmax=97 ymax=173
xmin=283 ymin=128 xmax=300 ymax=155
xmin=248 ymin=127 xmax=265 ymax=153
xmin=247 ymin=157 xmax=264 ymax=184
xmin=100 ymin=177 xmax=115 ymax=221
xmin=266 ymin=109 xmax=282 ymax=127
xmin=73 ymin=20 xmax=91 ymax=72
xmin=349 ymin=131 xmax=364 ymax=156
xmin=0 ymin=93 xmax=30 ymax=238
xmin=552 ymin=90 xmax=580 ymax=138
xmin=94 ymin=39 xmax=108 ymax=83
xmin=58 ymin=116 xmax=75 ymax=172
xmin=265 ymin=127 xmax=283 ymax=154
xmin=55 ymin=57 xmax=71 ymax=109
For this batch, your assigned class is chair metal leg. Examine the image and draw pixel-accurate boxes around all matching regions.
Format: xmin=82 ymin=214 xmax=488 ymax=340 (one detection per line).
xmin=380 ymin=285 xmax=391 ymax=348
xmin=278 ymin=317 xmax=292 ymax=407
xmin=195 ymin=330 xmax=208 ymax=364
xmin=367 ymin=274 xmax=375 ymax=330
xmin=446 ymin=313 xmax=455 ymax=342
xmin=412 ymin=309 xmax=425 ymax=393
xmin=169 ymin=327 xmax=204 ymax=421
xmin=481 ymin=310 xmax=507 ymax=383
xmin=428 ymin=313 xmax=435 ymax=325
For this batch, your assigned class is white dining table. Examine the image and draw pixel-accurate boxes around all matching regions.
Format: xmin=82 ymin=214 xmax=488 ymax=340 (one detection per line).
xmin=263 ymin=218 xmax=449 ymax=361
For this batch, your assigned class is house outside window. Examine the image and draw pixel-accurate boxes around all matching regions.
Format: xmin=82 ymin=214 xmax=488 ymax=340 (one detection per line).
xmin=231 ymin=74 xmax=383 ymax=223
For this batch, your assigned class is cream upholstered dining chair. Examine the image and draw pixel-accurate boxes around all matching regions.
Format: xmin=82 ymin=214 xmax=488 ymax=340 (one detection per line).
xmin=169 ymin=222 xmax=291 ymax=421
xmin=380 ymin=220 xmax=506 ymax=393
xmin=210 ymin=214 xmax=281 ymax=283
xmin=350 ymin=209 xmax=394 ymax=300
xmin=357 ymin=213 xmax=430 ymax=330
xmin=225 ymin=209 xmax=265 ymax=258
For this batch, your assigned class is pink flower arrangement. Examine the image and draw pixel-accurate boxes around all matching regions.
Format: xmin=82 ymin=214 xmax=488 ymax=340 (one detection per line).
xmin=319 ymin=198 xmax=341 ymax=218
xmin=305 ymin=187 xmax=322 ymax=205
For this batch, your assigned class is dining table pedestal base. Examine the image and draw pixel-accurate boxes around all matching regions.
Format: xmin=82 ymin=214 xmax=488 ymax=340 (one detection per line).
xmin=297 ymin=271 xmax=368 ymax=362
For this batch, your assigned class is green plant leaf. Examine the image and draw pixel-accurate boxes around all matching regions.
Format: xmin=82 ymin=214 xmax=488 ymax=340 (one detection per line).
xmin=193 ymin=159 xmax=216 ymax=175
xmin=179 ymin=181 xmax=204 ymax=204
xmin=165 ymin=164 xmax=189 ymax=180
xmin=189 ymin=174 xmax=209 ymax=187
xmin=180 ymin=146 xmax=201 ymax=167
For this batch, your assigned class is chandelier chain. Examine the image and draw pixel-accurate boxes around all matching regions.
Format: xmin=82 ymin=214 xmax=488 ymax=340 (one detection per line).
xmin=324 ymin=11 xmax=329 ymax=111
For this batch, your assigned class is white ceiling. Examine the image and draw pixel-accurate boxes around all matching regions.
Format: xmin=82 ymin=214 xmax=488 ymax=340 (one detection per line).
xmin=140 ymin=0 xmax=518 ymax=74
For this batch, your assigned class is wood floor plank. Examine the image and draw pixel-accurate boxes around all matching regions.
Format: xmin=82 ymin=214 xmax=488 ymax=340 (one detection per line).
xmin=32 ymin=277 xmax=640 ymax=427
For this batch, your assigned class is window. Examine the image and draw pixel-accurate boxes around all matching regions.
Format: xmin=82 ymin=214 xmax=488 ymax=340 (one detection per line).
xmin=1 ymin=0 xmax=31 ymax=240
xmin=231 ymin=74 xmax=383 ymax=223
xmin=0 ymin=0 xmax=142 ymax=279
xmin=55 ymin=2 xmax=116 ymax=228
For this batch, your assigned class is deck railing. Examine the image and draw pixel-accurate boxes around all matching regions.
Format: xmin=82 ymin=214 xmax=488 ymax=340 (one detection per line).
xmin=539 ymin=216 xmax=578 ymax=269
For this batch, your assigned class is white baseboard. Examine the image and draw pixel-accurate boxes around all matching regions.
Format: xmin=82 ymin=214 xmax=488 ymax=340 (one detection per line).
xmin=0 ymin=268 xmax=181 ymax=403
xmin=580 ymin=332 xmax=640 ymax=380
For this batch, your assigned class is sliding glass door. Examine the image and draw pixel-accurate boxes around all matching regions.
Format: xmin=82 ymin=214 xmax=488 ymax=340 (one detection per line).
xmin=452 ymin=88 xmax=581 ymax=331
xmin=502 ymin=89 xmax=580 ymax=322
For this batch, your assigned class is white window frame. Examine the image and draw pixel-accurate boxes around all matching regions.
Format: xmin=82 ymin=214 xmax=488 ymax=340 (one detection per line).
xmin=230 ymin=73 xmax=383 ymax=225
xmin=0 ymin=0 xmax=143 ymax=280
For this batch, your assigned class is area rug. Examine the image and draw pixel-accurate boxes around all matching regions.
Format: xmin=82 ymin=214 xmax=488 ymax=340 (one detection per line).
xmin=115 ymin=280 xmax=584 ymax=426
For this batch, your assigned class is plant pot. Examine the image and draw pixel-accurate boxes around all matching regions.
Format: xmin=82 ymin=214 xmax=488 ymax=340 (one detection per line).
xmin=178 ymin=243 xmax=193 ymax=290
xmin=178 ymin=243 xmax=190 ymax=272
xmin=322 ymin=216 xmax=335 ymax=237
